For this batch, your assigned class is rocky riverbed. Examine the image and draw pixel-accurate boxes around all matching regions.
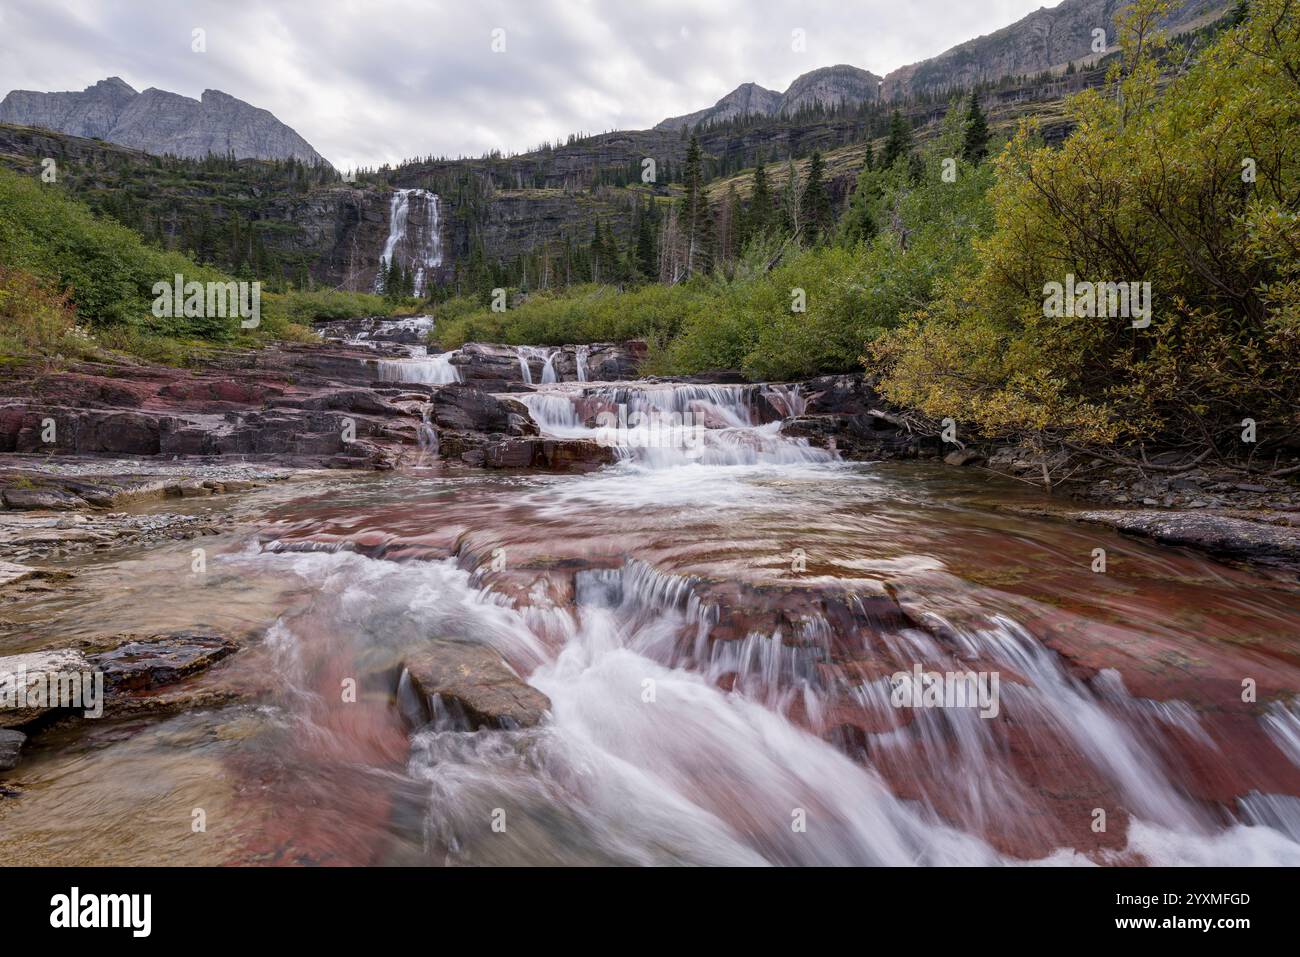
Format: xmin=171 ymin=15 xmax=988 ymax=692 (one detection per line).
xmin=2 ymin=326 xmax=1299 ymax=865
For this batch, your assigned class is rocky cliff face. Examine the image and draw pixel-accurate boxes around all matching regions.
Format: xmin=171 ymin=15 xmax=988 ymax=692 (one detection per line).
xmin=0 ymin=77 xmax=137 ymax=140
xmin=0 ymin=77 xmax=329 ymax=165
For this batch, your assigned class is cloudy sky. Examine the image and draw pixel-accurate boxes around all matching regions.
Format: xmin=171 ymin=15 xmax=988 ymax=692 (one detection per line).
xmin=0 ymin=0 xmax=1050 ymax=170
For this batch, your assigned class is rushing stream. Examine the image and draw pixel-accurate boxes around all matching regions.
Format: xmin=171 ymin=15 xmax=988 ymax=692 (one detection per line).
xmin=3 ymin=377 xmax=1300 ymax=866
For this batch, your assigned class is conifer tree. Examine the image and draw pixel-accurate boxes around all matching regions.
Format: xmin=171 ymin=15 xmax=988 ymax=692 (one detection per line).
xmin=962 ymin=92 xmax=990 ymax=163
xmin=881 ymin=109 xmax=913 ymax=168
xmin=799 ymin=151 xmax=832 ymax=243
xmin=749 ymin=157 xmax=772 ymax=237
xmin=680 ymin=135 xmax=711 ymax=276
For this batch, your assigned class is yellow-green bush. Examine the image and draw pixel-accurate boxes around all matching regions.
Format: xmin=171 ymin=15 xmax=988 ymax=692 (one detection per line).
xmin=873 ymin=0 xmax=1300 ymax=452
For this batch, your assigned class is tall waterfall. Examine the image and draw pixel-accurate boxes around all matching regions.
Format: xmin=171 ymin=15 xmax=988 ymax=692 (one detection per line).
xmin=375 ymin=188 xmax=443 ymax=297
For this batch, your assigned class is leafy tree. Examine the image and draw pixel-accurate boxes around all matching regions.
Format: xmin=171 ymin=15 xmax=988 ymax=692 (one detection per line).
xmin=873 ymin=0 xmax=1300 ymax=464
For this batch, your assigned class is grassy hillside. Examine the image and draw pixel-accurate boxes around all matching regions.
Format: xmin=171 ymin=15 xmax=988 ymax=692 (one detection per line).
xmin=0 ymin=165 xmax=396 ymax=364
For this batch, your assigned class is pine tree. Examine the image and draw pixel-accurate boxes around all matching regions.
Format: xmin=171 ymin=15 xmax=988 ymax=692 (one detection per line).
xmin=779 ymin=158 xmax=801 ymax=236
xmin=721 ymin=184 xmax=741 ymax=264
xmin=749 ymin=157 xmax=772 ymax=237
xmin=680 ymin=134 xmax=711 ymax=276
xmin=799 ymin=151 xmax=833 ymax=243
xmin=962 ymin=92 xmax=990 ymax=163
xmin=881 ymin=109 xmax=913 ymax=168
xmin=840 ymin=159 xmax=882 ymax=247
xmin=636 ymin=198 xmax=658 ymax=279
xmin=696 ymin=199 xmax=715 ymax=275
xmin=591 ymin=220 xmax=606 ymax=283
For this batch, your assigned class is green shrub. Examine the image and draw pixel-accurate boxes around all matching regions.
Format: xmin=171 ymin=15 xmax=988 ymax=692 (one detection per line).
xmin=873 ymin=0 xmax=1300 ymax=453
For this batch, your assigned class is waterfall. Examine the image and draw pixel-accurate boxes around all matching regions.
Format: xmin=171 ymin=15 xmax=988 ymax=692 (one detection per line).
xmin=515 ymin=345 xmax=558 ymax=385
xmin=375 ymin=188 xmax=443 ymax=297
xmin=576 ymin=345 xmax=590 ymax=383
xmin=376 ymin=348 xmax=461 ymax=385
xmin=417 ymin=406 xmax=440 ymax=457
xmin=516 ymin=381 xmax=833 ymax=468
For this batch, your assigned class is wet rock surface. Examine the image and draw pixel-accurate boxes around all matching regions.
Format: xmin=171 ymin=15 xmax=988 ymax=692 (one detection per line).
xmin=1076 ymin=508 xmax=1300 ymax=569
xmin=780 ymin=374 xmax=936 ymax=460
xmin=0 ymin=648 xmax=94 ymax=729
xmin=0 ymin=632 xmax=244 ymax=771
xmin=90 ymin=633 xmax=238 ymax=692
xmin=401 ymin=639 xmax=551 ymax=731
xmin=450 ymin=341 xmax=646 ymax=388
xmin=427 ymin=383 xmax=537 ymax=435
xmin=0 ymin=728 xmax=24 ymax=770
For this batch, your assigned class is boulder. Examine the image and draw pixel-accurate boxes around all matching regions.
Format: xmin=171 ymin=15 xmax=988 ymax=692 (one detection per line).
xmin=0 ymin=648 xmax=96 ymax=728
xmin=1076 ymin=509 xmax=1300 ymax=569
xmin=800 ymin=373 xmax=886 ymax=415
xmin=90 ymin=633 xmax=238 ymax=692
xmin=400 ymin=640 xmax=550 ymax=731
xmin=450 ymin=343 xmax=531 ymax=386
xmin=2 ymin=486 xmax=88 ymax=510
xmin=0 ymin=729 xmax=24 ymax=771
xmin=781 ymin=413 xmax=920 ymax=460
xmin=427 ymin=383 xmax=538 ymax=435
xmin=944 ymin=448 xmax=986 ymax=467
xmin=485 ymin=437 xmax=618 ymax=472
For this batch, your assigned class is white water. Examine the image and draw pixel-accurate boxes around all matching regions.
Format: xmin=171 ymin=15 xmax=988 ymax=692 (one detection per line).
xmin=323 ymin=314 xmax=436 ymax=348
xmin=376 ymin=347 xmax=461 ymax=385
xmin=576 ymin=345 xmax=590 ymax=383
xmin=515 ymin=346 xmax=559 ymax=386
xmin=249 ymin=541 xmax=1300 ymax=866
xmin=375 ymin=188 xmax=443 ymax=296
xmin=515 ymin=380 xmax=830 ymax=469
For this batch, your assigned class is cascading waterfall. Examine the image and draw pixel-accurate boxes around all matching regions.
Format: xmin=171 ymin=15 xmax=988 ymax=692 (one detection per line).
xmin=576 ymin=345 xmax=590 ymax=383
xmin=516 ymin=381 xmax=830 ymax=468
xmin=240 ymin=536 xmax=1300 ymax=866
xmin=515 ymin=345 xmax=558 ymax=386
xmin=23 ymin=362 xmax=1300 ymax=866
xmin=376 ymin=347 xmax=461 ymax=384
xmin=375 ymin=188 xmax=443 ymax=297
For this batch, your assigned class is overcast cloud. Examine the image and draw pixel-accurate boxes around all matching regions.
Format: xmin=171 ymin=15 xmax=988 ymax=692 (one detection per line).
xmin=0 ymin=0 xmax=1049 ymax=170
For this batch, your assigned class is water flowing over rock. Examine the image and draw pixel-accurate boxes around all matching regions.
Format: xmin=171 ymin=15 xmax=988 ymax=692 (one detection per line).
xmin=450 ymin=341 xmax=646 ymax=389
xmin=516 ymin=380 xmax=833 ymax=468
xmin=375 ymin=188 xmax=442 ymax=296
xmin=376 ymin=348 xmax=462 ymax=386
xmin=316 ymin=314 xmax=435 ymax=347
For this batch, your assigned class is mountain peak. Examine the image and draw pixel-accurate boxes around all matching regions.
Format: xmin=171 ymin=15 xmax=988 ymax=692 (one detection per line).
xmin=653 ymin=0 xmax=1228 ymax=130
xmin=656 ymin=64 xmax=881 ymax=131
xmin=0 ymin=76 xmax=330 ymax=166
